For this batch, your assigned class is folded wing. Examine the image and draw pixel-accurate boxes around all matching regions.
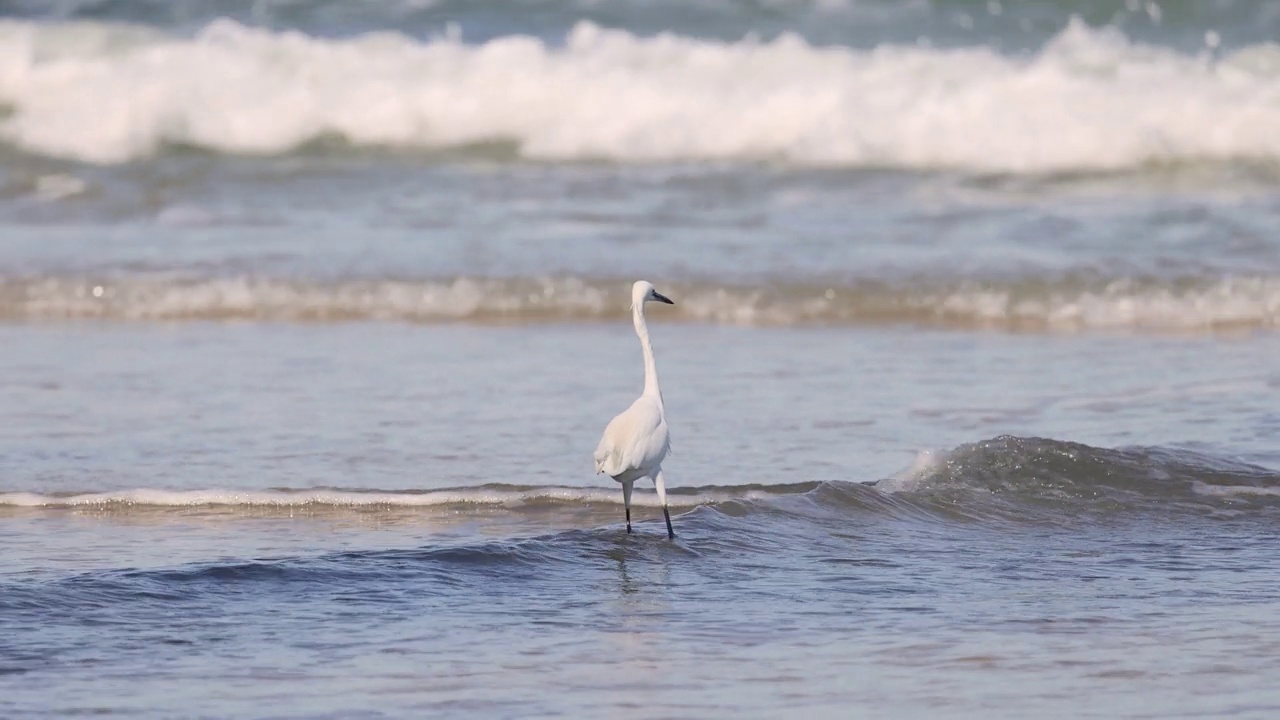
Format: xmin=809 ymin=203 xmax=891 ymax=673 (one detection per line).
xmin=594 ymin=396 xmax=670 ymax=478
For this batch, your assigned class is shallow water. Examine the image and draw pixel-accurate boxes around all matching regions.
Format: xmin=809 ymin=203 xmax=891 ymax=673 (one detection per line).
xmin=4 ymin=1 xmax=1280 ymax=717
xmin=4 ymin=324 xmax=1280 ymax=718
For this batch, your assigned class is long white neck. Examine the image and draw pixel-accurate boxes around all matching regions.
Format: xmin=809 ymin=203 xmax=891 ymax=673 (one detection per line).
xmin=633 ymin=302 xmax=662 ymax=401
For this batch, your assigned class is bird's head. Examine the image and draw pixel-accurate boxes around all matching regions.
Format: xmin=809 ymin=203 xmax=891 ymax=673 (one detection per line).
xmin=632 ymin=280 xmax=675 ymax=308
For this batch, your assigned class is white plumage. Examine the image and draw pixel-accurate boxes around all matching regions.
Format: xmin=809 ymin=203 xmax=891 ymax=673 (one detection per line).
xmin=595 ymin=395 xmax=670 ymax=481
xmin=594 ymin=280 xmax=677 ymax=538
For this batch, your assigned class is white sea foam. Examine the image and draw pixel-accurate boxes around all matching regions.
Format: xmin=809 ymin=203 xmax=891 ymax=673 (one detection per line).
xmin=0 ymin=486 xmax=732 ymax=508
xmin=877 ymin=448 xmax=952 ymax=493
xmin=930 ymin=276 xmax=1280 ymax=331
xmin=1191 ymin=482 xmax=1280 ymax=498
xmin=2 ymin=274 xmax=1277 ymax=331
xmin=2 ymin=18 xmax=1280 ymax=169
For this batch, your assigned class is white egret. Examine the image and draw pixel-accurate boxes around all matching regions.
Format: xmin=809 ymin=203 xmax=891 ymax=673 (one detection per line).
xmin=594 ymin=280 xmax=677 ymax=539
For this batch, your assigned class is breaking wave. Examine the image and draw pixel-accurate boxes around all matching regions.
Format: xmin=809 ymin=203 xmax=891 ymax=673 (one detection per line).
xmin=882 ymin=436 xmax=1280 ymax=516
xmin=2 ymin=273 xmax=1278 ymax=332
xmin=5 ymin=437 xmax=1277 ymax=520
xmin=3 ymin=18 xmax=1280 ymax=170
xmin=0 ymin=483 xmax=792 ymax=510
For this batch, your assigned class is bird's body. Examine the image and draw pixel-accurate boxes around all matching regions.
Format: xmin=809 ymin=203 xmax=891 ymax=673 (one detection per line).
xmin=595 ymin=280 xmax=677 ymax=538
xmin=594 ymin=394 xmax=669 ymax=483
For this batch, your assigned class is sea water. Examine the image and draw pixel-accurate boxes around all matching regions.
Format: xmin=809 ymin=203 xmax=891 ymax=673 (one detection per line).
xmin=2 ymin=1 xmax=1280 ymax=717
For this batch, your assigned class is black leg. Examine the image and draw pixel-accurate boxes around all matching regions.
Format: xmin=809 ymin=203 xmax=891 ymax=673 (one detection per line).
xmin=663 ymin=506 xmax=675 ymax=539
xmin=626 ymin=507 xmax=632 ymax=534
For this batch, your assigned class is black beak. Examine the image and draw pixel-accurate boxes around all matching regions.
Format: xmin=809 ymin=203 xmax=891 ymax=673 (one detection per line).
xmin=653 ymin=291 xmax=674 ymax=305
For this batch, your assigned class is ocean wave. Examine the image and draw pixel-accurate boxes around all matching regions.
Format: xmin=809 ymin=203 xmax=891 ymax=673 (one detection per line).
xmin=0 ymin=482 xmax=801 ymax=510
xmin=5 ymin=438 xmax=1278 ymax=521
xmin=881 ymin=435 xmax=1280 ymax=518
xmin=3 ymin=18 xmax=1280 ymax=170
xmin=2 ymin=274 xmax=1278 ymax=331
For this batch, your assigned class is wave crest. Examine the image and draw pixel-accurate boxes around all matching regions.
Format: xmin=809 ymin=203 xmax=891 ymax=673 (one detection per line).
xmin=3 ymin=19 xmax=1280 ymax=170
xmin=0 ymin=483 xmax=801 ymax=510
xmin=2 ymin=274 xmax=1277 ymax=332
xmin=882 ymin=436 xmax=1280 ymax=517
xmin=5 ymin=438 xmax=1278 ymax=523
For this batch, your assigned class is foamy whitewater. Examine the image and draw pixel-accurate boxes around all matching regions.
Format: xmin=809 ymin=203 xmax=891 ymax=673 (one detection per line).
xmin=4 ymin=2 xmax=1280 ymax=718
xmin=2 ymin=17 xmax=1280 ymax=169
xmin=2 ymin=273 xmax=1279 ymax=330
xmin=0 ymin=484 xmax=757 ymax=508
